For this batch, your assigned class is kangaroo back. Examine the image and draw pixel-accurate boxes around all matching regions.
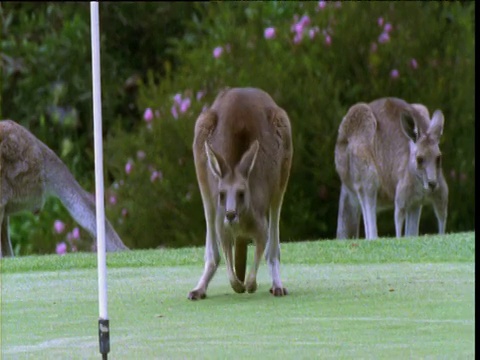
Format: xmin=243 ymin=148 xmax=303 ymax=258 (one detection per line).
xmin=334 ymin=103 xmax=377 ymax=184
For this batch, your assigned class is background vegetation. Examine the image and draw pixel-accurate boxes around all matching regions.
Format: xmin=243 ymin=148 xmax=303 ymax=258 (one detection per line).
xmin=0 ymin=2 xmax=475 ymax=254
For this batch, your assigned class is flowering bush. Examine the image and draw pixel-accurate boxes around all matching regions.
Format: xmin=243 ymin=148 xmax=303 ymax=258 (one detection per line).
xmin=103 ymin=1 xmax=474 ymax=248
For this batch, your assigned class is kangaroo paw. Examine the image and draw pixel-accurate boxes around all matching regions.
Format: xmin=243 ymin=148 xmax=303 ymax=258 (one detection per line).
xmin=187 ymin=290 xmax=207 ymax=300
xmin=230 ymin=279 xmax=246 ymax=293
xmin=246 ymin=279 xmax=258 ymax=293
xmin=269 ymin=287 xmax=288 ymax=296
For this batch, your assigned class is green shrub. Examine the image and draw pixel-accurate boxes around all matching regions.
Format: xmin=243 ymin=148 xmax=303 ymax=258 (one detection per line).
xmin=104 ymin=1 xmax=475 ymax=249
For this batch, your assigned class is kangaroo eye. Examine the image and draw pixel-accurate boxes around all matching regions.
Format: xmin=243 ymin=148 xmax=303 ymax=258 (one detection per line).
xmin=219 ymin=191 xmax=226 ymax=203
xmin=416 ymin=156 xmax=424 ymax=167
xmin=237 ymin=190 xmax=245 ymax=201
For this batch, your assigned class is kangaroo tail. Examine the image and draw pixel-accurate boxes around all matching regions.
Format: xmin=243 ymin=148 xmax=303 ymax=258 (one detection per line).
xmin=335 ymin=103 xmax=377 ymax=181
xmin=234 ymin=238 xmax=248 ymax=282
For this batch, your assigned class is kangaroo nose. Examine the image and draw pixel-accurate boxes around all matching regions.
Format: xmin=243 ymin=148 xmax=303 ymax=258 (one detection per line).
xmin=427 ymin=180 xmax=437 ymax=190
xmin=225 ymin=211 xmax=237 ymax=222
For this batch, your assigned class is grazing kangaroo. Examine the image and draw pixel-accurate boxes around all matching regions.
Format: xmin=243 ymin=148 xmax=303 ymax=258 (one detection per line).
xmin=188 ymin=87 xmax=293 ymax=300
xmin=335 ymin=97 xmax=448 ymax=239
xmin=0 ymin=119 xmax=129 ymax=257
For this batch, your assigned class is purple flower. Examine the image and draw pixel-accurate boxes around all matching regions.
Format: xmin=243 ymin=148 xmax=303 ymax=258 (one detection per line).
xmin=125 ymin=161 xmax=133 ymax=175
xmin=409 ymin=58 xmax=418 ymax=70
xmin=384 ymin=23 xmax=393 ymax=33
xmin=390 ymin=69 xmax=400 ymax=79
xmin=213 ymin=46 xmax=223 ymax=59
xmin=109 ymin=195 xmax=117 ymax=205
xmin=378 ymin=32 xmax=390 ymax=44
xmin=318 ymin=1 xmax=327 ymax=10
xmin=264 ymin=27 xmax=276 ymax=40
xmin=377 ymin=17 xmax=384 ymax=27
xmin=180 ymin=97 xmax=191 ymax=113
xmin=53 ymin=220 xmax=66 ymax=234
xmin=56 ymin=242 xmax=67 ymax=255
xmin=143 ymin=108 xmax=153 ymax=123
xmin=171 ymin=105 xmax=178 ymax=119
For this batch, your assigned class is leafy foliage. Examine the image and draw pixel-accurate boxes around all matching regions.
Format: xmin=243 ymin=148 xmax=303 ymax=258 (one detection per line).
xmin=1 ymin=2 xmax=474 ymax=253
xmin=106 ymin=2 xmax=475 ymax=249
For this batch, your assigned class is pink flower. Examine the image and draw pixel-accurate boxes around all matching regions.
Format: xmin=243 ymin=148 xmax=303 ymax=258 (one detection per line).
xmin=56 ymin=242 xmax=67 ymax=255
xmin=150 ymin=170 xmax=163 ymax=183
xmin=213 ymin=46 xmax=223 ymax=58
xmin=264 ymin=27 xmax=276 ymax=39
xmin=390 ymin=69 xmax=400 ymax=79
xmin=318 ymin=1 xmax=327 ymax=10
xmin=72 ymin=227 xmax=80 ymax=239
xmin=180 ymin=97 xmax=191 ymax=113
xmin=53 ymin=220 xmax=66 ymax=234
xmin=377 ymin=17 xmax=384 ymax=27
xmin=137 ymin=150 xmax=146 ymax=160
xmin=293 ymin=32 xmax=303 ymax=44
xmin=125 ymin=161 xmax=133 ymax=175
xmin=173 ymin=93 xmax=182 ymax=106
xmin=409 ymin=58 xmax=418 ymax=69
xmin=309 ymin=27 xmax=320 ymax=40
xmin=378 ymin=32 xmax=390 ymax=44
xmin=171 ymin=105 xmax=178 ymax=119
xmin=325 ymin=34 xmax=332 ymax=46
xmin=143 ymin=108 xmax=153 ymax=123
xmin=299 ymin=15 xmax=311 ymax=27
xmin=384 ymin=23 xmax=393 ymax=33
xmin=293 ymin=23 xmax=304 ymax=35
xmin=109 ymin=195 xmax=117 ymax=205
xmin=196 ymin=90 xmax=205 ymax=101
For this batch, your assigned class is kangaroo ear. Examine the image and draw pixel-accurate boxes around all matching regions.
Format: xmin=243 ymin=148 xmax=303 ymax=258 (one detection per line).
xmin=205 ymin=142 xmax=228 ymax=179
xmin=400 ymin=112 xmax=419 ymax=143
xmin=428 ymin=110 xmax=444 ymax=141
xmin=237 ymin=140 xmax=259 ymax=179
xmin=411 ymin=104 xmax=430 ymax=120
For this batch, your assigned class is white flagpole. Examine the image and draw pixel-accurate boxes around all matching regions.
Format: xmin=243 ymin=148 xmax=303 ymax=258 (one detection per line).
xmin=90 ymin=2 xmax=110 ymax=358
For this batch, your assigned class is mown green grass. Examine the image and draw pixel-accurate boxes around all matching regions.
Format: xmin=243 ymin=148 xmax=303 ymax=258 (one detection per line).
xmin=0 ymin=232 xmax=475 ymax=359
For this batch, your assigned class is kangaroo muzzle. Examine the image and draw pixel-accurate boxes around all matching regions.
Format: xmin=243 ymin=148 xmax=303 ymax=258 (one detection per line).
xmin=225 ymin=210 xmax=238 ymax=224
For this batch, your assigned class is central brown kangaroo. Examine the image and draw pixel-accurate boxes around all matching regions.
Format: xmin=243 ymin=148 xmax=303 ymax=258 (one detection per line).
xmin=188 ymin=87 xmax=293 ymax=300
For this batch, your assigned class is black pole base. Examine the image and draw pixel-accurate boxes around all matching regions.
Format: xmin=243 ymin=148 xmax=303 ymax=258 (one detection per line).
xmin=98 ymin=319 xmax=110 ymax=359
